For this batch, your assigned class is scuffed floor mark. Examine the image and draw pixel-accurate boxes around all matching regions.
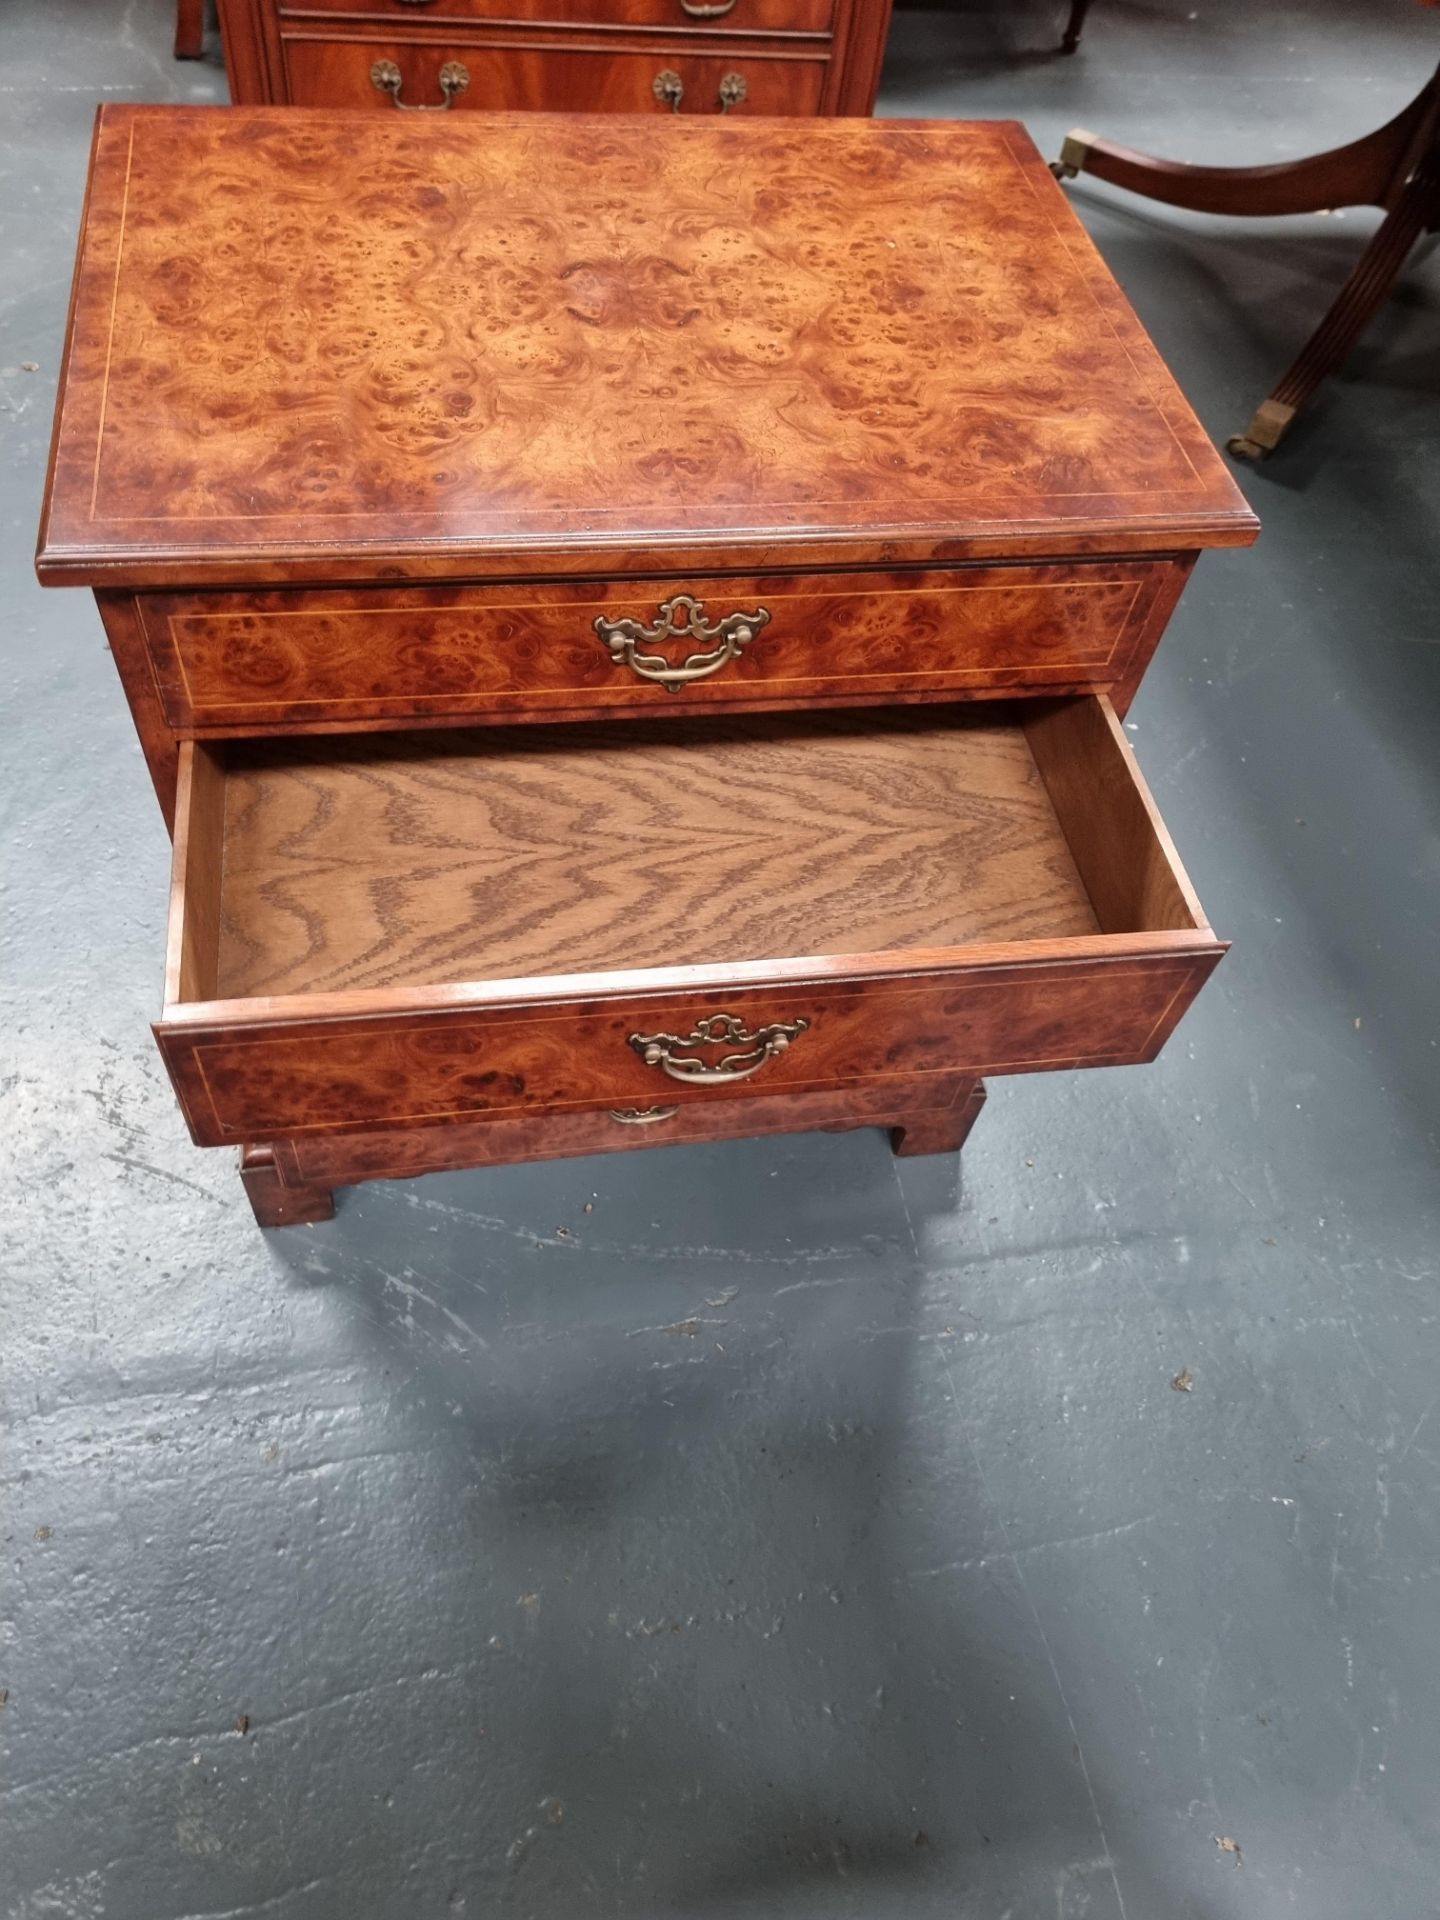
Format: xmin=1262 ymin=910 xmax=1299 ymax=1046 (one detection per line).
xmin=506 ymin=1797 xmax=563 ymax=1869
xmin=626 ymin=1318 xmax=728 ymax=1339
xmin=1398 ymin=1389 xmax=1439 ymax=1462
xmin=176 ymin=1809 xmax=224 ymax=1858
xmin=398 ymin=1187 xmax=897 ymax=1267
xmin=101 ymin=1152 xmax=222 ymax=1204
xmin=9 ymin=1870 xmax=108 ymax=1920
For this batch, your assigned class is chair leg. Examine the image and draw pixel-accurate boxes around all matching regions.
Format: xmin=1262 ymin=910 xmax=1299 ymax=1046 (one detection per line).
xmin=1228 ymin=163 xmax=1440 ymax=458
xmin=1050 ymin=64 xmax=1440 ymax=214
xmin=1060 ymin=0 xmax=1095 ymax=55
xmin=175 ymin=0 xmax=205 ymax=59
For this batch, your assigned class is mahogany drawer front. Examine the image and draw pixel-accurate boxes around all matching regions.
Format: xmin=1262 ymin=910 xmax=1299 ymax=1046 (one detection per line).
xmin=135 ymin=560 xmax=1185 ymax=732
xmin=278 ymin=34 xmax=827 ymax=111
xmin=154 ymin=697 xmax=1223 ymax=1148
xmin=277 ymin=0 xmax=836 ymax=31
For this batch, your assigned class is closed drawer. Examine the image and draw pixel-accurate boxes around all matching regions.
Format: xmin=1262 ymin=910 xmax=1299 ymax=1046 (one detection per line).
xmin=278 ymin=0 xmax=835 ymax=31
xmin=135 ymin=560 xmax=1188 ymax=732
xmin=279 ymin=34 xmax=827 ymax=111
xmin=276 ymin=1077 xmax=978 ymax=1188
xmin=155 ymin=697 xmax=1224 ymax=1145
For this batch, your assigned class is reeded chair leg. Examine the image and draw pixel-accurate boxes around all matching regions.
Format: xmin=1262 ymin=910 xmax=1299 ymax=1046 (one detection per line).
xmin=1049 ymin=65 xmax=1440 ymax=455
xmin=1228 ymin=164 xmax=1440 ymax=458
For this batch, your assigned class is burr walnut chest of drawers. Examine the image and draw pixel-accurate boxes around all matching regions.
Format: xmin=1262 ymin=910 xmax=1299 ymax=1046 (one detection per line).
xmin=38 ymin=107 xmax=1256 ymax=1227
xmin=215 ymin=0 xmax=892 ymax=118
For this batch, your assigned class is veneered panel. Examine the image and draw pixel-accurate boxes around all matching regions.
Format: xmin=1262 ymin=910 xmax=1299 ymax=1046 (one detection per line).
xmin=39 ymin=110 xmax=1257 ymax=588
xmin=136 ymin=560 xmax=1182 ymax=729
xmin=157 ymin=955 xmax=1221 ymax=1144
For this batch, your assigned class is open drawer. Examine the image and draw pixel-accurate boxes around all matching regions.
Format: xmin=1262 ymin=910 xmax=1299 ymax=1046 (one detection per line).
xmin=155 ymin=696 xmax=1225 ymax=1146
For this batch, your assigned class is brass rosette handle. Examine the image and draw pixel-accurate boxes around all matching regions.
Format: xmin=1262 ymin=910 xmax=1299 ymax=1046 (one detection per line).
xmin=629 ymin=1015 xmax=809 ymax=1086
xmin=370 ymin=58 xmax=470 ymax=109
xmin=595 ymin=594 xmax=770 ymax=692
xmin=653 ymin=69 xmax=686 ymax=112
xmin=652 ymin=69 xmax=748 ymax=114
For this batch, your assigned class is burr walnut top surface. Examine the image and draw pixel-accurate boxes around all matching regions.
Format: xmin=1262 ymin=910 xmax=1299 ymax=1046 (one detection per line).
xmin=38 ymin=106 xmax=1256 ymax=588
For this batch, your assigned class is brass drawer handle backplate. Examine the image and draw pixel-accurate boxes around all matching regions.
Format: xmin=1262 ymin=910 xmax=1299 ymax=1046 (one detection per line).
xmin=629 ymin=1015 xmax=809 ymax=1085
xmin=370 ymin=58 xmax=470 ymax=109
xmin=595 ymin=594 xmax=770 ymax=692
xmin=652 ymin=69 xmax=748 ymax=114
xmin=609 ymin=1106 xmax=681 ymax=1126
xmin=680 ymin=0 xmax=739 ymax=15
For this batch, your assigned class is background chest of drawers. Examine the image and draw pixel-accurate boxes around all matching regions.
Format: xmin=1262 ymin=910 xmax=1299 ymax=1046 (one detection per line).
xmin=215 ymin=0 xmax=893 ymax=118
xmin=38 ymin=109 xmax=1256 ymax=1227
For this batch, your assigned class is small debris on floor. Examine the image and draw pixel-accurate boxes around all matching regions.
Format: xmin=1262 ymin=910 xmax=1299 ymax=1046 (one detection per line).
xmin=705 ymin=1288 xmax=739 ymax=1308
xmin=235 ymin=1714 xmax=250 ymax=1735
xmin=1215 ymin=1834 xmax=1243 ymax=1865
xmin=32 ymin=1526 xmax=51 ymax=1541
xmin=1171 ymin=1367 xmax=1194 ymax=1393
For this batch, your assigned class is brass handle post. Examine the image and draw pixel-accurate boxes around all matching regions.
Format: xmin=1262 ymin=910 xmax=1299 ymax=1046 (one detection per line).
xmin=595 ymin=594 xmax=769 ymax=692
xmin=629 ymin=1015 xmax=809 ymax=1086
xmin=370 ymin=58 xmax=470 ymax=109
xmin=653 ymin=69 xmax=685 ymax=112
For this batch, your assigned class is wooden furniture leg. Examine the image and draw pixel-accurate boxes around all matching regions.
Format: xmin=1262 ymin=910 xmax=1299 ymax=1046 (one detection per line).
xmin=175 ymin=0 xmax=205 ymax=59
xmin=1229 ymin=159 xmax=1440 ymax=456
xmin=1060 ymin=0 xmax=1096 ymax=55
xmin=239 ymin=1145 xmax=336 ymax=1229
xmin=890 ymin=1080 xmax=987 ymax=1158
xmin=1051 ymin=64 xmax=1440 ymax=455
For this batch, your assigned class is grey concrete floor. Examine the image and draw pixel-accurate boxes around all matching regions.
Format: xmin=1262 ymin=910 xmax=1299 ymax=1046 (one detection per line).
xmin=3 ymin=2 xmax=1439 ymax=1915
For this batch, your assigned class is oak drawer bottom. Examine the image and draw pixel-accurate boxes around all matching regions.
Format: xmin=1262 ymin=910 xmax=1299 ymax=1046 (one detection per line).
xmin=156 ymin=697 xmax=1225 ymax=1147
